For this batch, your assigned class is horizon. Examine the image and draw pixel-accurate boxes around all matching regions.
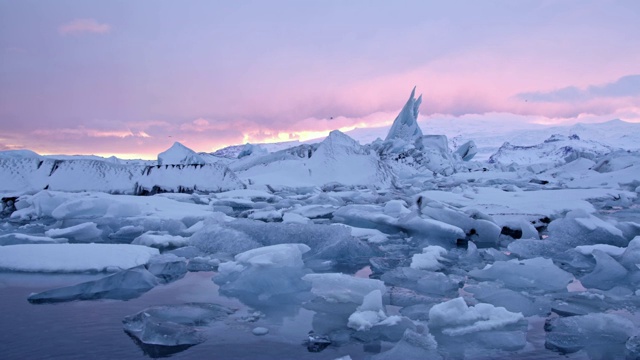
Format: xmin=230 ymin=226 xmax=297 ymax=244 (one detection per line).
xmin=1 ymin=1 xmax=639 ymax=158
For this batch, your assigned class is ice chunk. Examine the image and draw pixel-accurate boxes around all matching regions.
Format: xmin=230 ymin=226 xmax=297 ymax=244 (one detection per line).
xmin=282 ymin=212 xmax=312 ymax=224
xmin=186 ymin=256 xmax=220 ymax=272
xmin=123 ymin=303 xmax=235 ymax=346
xmin=620 ymin=236 xmax=640 ymax=270
xmin=347 ymin=290 xmax=400 ymax=332
xmin=225 ymin=219 xmax=373 ymax=264
xmin=469 ymin=257 xmax=573 ymax=292
xmin=579 ymin=250 xmax=628 ymax=290
xmin=213 ymin=244 xmax=312 ymax=307
xmin=397 ymin=216 xmax=465 ymax=246
xmin=190 ymin=222 xmax=260 ymax=255
xmin=0 ymin=233 xmax=67 ymax=246
xmin=146 ymin=253 xmax=187 ymax=284
xmin=332 ymin=205 xmax=399 ymax=234
xmin=545 ymin=313 xmax=635 ymax=354
xmin=133 ymin=232 xmax=188 ymax=249
xmin=548 ymin=209 xmax=627 ymax=247
xmin=465 ymin=282 xmax=551 ymax=317
xmin=252 ymin=327 xmax=269 ymax=336
xmin=380 ymin=267 xmax=460 ymax=297
xmin=303 ymin=273 xmax=386 ymax=304
xmin=383 ymin=200 xmax=411 ymax=218
xmin=372 ymin=329 xmax=441 ymax=360
xmin=413 ymin=135 xmax=457 ymax=176
xmin=108 ymin=225 xmax=144 ymax=242
xmin=247 ymin=208 xmax=283 ymax=222
xmin=575 ymin=244 xmax=625 ymax=257
xmin=44 ymin=222 xmax=102 ymax=243
xmin=0 ymin=244 xmax=159 ymax=273
xmin=455 ymin=140 xmax=478 ymax=161
xmin=410 ymin=246 xmax=447 ymax=271
xmin=385 ymin=87 xmax=423 ymax=142
xmin=429 ymin=297 xmax=524 ymax=336
xmin=28 ymin=266 xmax=158 ymax=303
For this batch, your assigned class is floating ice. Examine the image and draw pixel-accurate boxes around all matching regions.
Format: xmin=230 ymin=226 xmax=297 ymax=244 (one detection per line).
xmin=133 ymin=232 xmax=188 ymax=249
xmin=123 ymin=303 xmax=235 ymax=346
xmin=347 ymin=290 xmax=400 ymax=331
xmin=579 ymin=250 xmax=628 ymax=290
xmin=469 ymin=257 xmax=573 ymax=292
xmin=372 ymin=329 xmax=441 ymax=360
xmin=545 ymin=313 xmax=635 ymax=354
xmin=28 ymin=266 xmax=158 ymax=303
xmin=429 ymin=297 xmax=524 ymax=336
xmin=213 ymin=244 xmax=312 ymax=307
xmin=44 ymin=222 xmax=102 ymax=243
xmin=303 ymin=273 xmax=386 ymax=304
xmin=0 ymin=243 xmax=159 ymax=273
xmin=0 ymin=233 xmax=67 ymax=246
xmin=548 ymin=209 xmax=627 ymax=247
xmin=410 ymin=246 xmax=447 ymax=271
xmin=146 ymin=253 xmax=187 ymax=284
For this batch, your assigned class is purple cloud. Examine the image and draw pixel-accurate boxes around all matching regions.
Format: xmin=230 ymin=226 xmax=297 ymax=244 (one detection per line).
xmin=517 ymin=75 xmax=640 ymax=103
xmin=58 ymin=19 xmax=111 ymax=35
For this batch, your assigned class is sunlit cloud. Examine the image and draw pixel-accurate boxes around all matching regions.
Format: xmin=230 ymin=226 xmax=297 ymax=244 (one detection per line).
xmin=33 ymin=127 xmax=151 ymax=139
xmin=58 ymin=19 xmax=111 ymax=35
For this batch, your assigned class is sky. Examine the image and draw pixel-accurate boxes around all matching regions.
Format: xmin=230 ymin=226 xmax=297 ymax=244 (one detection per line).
xmin=1 ymin=0 xmax=639 ymax=159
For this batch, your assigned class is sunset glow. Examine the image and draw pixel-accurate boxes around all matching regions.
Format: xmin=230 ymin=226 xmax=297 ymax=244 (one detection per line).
xmin=1 ymin=1 xmax=639 ymax=158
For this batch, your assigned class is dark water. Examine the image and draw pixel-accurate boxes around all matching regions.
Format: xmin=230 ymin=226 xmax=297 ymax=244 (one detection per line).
xmin=0 ymin=272 xmax=366 ymax=360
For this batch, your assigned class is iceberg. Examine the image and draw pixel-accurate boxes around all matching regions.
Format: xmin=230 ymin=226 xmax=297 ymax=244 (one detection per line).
xmin=123 ymin=303 xmax=235 ymax=346
xmin=28 ymin=266 xmax=159 ymax=303
xmin=385 ymin=87 xmax=423 ymax=142
xmin=0 ymin=243 xmax=159 ymax=273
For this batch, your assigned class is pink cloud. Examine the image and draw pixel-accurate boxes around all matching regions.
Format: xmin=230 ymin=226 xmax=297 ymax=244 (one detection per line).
xmin=58 ymin=19 xmax=111 ymax=35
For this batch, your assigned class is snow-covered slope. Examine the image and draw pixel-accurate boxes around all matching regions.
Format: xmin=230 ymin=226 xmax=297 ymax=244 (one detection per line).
xmin=157 ymin=142 xmax=206 ymax=165
xmin=136 ymin=163 xmax=246 ymax=194
xmin=237 ymin=130 xmax=394 ymax=188
xmin=0 ymin=158 xmax=245 ymax=195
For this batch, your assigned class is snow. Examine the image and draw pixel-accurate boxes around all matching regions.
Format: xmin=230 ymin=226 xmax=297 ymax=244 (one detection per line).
xmin=157 ymin=142 xmax=206 ymax=165
xmin=132 ymin=232 xmax=189 ymax=249
xmin=429 ymin=297 xmax=524 ymax=336
xmin=410 ymin=246 xmax=447 ymax=271
xmin=44 ymin=222 xmax=102 ymax=242
xmin=0 ymin=244 xmax=159 ymax=272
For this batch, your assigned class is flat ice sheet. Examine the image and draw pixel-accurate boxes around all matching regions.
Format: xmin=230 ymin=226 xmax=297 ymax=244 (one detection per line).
xmin=0 ymin=244 xmax=159 ymax=273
